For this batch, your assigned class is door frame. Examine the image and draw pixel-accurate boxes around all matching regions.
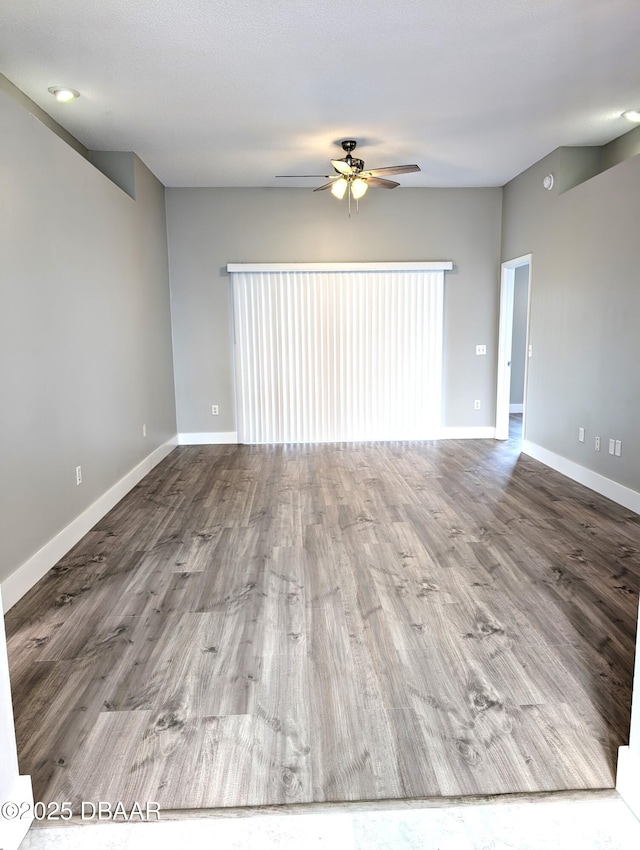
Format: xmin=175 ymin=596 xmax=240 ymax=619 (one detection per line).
xmin=495 ymin=254 xmax=532 ymax=440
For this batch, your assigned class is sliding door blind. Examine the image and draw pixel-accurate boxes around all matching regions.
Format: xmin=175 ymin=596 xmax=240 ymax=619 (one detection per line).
xmin=232 ymin=268 xmax=444 ymax=444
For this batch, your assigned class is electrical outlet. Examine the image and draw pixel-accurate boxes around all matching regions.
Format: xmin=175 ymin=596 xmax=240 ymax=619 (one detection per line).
xmin=528 ymin=344 xmax=533 ymax=358
xmin=578 ymin=427 xmax=585 ymax=443
xmin=595 ymin=436 xmax=600 ymax=452
xmin=475 ymin=345 xmax=487 ymax=356
xmin=211 ymin=405 xmax=219 ymax=416
xmin=474 ymin=399 xmax=481 ymax=410
xmin=143 ymin=423 xmax=147 ymax=437
xmin=615 ymin=440 xmax=622 ymax=457
xmin=76 ymin=465 xmax=82 ymax=486
xmin=609 ymin=439 xmax=615 ymax=455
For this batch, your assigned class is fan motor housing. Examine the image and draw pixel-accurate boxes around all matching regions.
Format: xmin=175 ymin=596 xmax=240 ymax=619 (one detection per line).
xmin=336 ymin=155 xmax=364 ymax=174
xmin=348 ymin=156 xmax=364 ymax=173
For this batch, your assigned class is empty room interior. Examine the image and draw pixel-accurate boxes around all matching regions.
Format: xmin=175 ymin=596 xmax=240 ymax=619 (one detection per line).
xmin=2 ymin=1 xmax=640 ymax=847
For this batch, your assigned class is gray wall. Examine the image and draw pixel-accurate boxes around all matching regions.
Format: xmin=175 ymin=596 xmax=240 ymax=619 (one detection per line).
xmin=509 ymin=264 xmax=529 ymax=406
xmin=87 ymin=151 xmax=137 ymax=199
xmin=165 ymin=187 xmax=503 ymax=434
xmin=601 ymin=125 xmax=640 ymax=173
xmin=0 ymin=73 xmax=88 ymax=159
xmin=0 ymin=89 xmax=177 ymax=585
xmin=502 ymin=146 xmax=640 ymax=490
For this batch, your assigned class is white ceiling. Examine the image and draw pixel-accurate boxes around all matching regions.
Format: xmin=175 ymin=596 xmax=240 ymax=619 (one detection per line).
xmin=1 ymin=0 xmax=639 ymax=188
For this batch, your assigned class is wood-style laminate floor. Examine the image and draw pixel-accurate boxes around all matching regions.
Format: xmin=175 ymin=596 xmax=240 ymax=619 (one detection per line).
xmin=6 ymin=417 xmax=640 ymax=810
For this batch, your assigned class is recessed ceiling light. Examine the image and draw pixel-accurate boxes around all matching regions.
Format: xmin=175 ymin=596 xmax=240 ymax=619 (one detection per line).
xmin=622 ymin=109 xmax=640 ymax=123
xmin=48 ymin=86 xmax=80 ymax=103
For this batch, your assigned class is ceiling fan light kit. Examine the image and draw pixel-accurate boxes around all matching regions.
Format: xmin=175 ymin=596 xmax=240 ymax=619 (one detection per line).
xmin=331 ymin=177 xmax=348 ymax=199
xmin=276 ymin=140 xmax=421 ymax=216
xmin=351 ymin=177 xmax=368 ymax=200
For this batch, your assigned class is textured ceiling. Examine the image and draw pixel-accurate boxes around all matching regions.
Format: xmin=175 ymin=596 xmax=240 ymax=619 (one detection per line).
xmin=1 ymin=0 xmax=639 ymax=187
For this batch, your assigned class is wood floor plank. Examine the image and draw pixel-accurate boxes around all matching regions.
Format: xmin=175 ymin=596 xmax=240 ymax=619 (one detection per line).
xmin=254 ymin=548 xmax=312 ymax=804
xmin=307 ymin=599 xmax=385 ymax=801
xmin=45 ymin=709 xmax=154 ymax=808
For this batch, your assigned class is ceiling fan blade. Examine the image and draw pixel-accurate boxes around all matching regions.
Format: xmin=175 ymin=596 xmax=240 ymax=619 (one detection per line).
xmin=330 ymin=159 xmax=354 ymax=176
xmin=313 ymin=180 xmax=337 ymax=192
xmin=276 ymin=174 xmax=334 ymax=178
xmin=366 ymin=177 xmax=400 ymax=189
xmin=360 ymin=164 xmax=421 ymax=177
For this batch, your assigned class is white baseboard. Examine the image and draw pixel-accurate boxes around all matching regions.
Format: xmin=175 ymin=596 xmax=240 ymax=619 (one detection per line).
xmin=522 ymin=440 xmax=640 ymax=515
xmin=178 ymin=429 xmax=498 ymax=444
xmin=439 ymin=426 xmax=497 ymax=440
xmin=179 ymin=432 xmax=239 ymax=445
xmin=509 ymin=403 xmax=523 ymax=413
xmin=1 ymin=774 xmax=33 ymax=850
xmin=617 ymin=746 xmax=640 ymax=821
xmin=1 ymin=438 xmax=178 ymax=612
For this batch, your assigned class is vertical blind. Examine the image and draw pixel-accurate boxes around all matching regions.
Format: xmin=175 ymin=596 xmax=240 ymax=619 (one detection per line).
xmin=230 ymin=264 xmax=449 ymax=444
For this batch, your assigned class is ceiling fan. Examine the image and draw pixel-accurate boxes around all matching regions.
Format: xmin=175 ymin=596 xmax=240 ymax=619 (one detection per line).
xmin=277 ymin=140 xmax=421 ymax=213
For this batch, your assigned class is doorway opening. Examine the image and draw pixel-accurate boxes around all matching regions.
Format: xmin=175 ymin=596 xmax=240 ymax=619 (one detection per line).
xmin=496 ymin=255 xmax=531 ymax=443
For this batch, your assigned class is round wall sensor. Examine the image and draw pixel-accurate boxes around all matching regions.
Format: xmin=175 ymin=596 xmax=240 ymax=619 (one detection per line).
xmin=543 ymin=173 xmax=554 ymax=190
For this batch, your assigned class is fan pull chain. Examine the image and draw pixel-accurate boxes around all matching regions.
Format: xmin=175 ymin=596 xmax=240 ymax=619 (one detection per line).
xmin=346 ymin=178 xmax=361 ymax=217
